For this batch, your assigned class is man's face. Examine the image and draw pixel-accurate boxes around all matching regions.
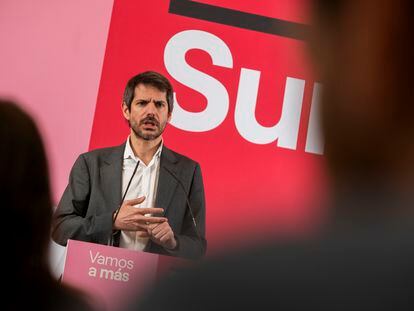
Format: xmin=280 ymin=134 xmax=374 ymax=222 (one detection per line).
xmin=122 ymin=83 xmax=171 ymax=141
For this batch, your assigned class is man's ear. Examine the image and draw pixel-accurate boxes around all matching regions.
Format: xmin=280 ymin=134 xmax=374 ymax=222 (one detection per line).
xmin=122 ymin=102 xmax=130 ymax=120
xmin=167 ymin=111 xmax=172 ymax=123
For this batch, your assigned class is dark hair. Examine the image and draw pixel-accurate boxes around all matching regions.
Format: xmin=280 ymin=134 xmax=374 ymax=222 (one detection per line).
xmin=123 ymin=71 xmax=174 ymax=113
xmin=0 ymin=100 xmax=51 ymax=271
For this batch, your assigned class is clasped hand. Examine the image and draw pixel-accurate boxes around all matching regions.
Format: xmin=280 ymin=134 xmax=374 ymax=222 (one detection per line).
xmin=113 ymin=196 xmax=177 ymax=250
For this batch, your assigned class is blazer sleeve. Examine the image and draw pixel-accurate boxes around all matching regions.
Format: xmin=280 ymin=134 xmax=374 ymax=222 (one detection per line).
xmin=166 ymin=163 xmax=207 ymax=259
xmin=51 ymin=154 xmax=114 ymax=246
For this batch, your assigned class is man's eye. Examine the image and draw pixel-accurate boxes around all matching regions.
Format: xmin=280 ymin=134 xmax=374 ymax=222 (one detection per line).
xmin=156 ymin=102 xmax=165 ymax=107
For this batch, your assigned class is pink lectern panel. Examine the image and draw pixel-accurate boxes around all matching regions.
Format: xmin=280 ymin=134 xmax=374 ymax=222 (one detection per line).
xmin=62 ymin=239 xmax=165 ymax=311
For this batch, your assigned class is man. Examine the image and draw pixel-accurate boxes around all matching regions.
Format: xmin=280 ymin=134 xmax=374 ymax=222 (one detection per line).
xmin=130 ymin=0 xmax=414 ymax=309
xmin=52 ymin=71 xmax=206 ymax=259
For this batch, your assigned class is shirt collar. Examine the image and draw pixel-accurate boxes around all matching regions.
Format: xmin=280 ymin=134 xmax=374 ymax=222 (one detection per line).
xmin=123 ymin=136 xmax=163 ymax=162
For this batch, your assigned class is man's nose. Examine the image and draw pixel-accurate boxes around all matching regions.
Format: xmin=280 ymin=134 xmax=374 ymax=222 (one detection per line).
xmin=144 ymin=101 xmax=157 ymax=115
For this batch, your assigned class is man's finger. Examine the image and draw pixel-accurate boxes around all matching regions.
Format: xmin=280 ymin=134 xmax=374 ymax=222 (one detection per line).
xmin=142 ymin=216 xmax=167 ymax=223
xmin=138 ymin=207 xmax=164 ymax=215
xmin=159 ymin=234 xmax=173 ymax=244
xmin=151 ymin=225 xmax=163 ymax=236
xmin=125 ymin=196 xmax=146 ymax=206
xmin=154 ymin=227 xmax=169 ymax=240
xmin=148 ymin=222 xmax=164 ymax=231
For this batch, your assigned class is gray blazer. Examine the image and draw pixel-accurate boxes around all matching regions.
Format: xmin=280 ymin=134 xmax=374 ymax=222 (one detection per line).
xmin=51 ymin=143 xmax=206 ymax=259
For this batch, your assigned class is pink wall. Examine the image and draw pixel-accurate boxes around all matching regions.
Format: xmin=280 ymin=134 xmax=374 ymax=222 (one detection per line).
xmin=0 ymin=0 xmax=114 ymax=203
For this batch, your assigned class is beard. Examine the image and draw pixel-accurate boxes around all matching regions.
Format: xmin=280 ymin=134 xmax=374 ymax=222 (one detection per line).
xmin=130 ymin=115 xmax=167 ymax=141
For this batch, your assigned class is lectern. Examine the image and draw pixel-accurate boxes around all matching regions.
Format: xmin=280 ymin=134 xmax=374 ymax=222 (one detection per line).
xmin=62 ymin=239 xmax=188 ymax=310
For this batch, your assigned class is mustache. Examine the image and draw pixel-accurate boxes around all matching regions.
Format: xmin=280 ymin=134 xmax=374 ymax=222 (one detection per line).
xmin=139 ymin=116 xmax=159 ymax=127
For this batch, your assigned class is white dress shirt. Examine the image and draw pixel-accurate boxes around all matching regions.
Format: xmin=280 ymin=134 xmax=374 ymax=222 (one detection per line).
xmin=119 ymin=137 xmax=162 ymax=251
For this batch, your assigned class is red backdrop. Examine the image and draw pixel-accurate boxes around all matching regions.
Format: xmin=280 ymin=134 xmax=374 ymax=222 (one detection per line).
xmin=90 ymin=0 xmax=327 ymax=254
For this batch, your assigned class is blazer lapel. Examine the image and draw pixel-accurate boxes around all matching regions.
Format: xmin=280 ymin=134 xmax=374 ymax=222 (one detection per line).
xmin=101 ymin=143 xmax=125 ymax=212
xmin=156 ymin=146 xmax=179 ymax=214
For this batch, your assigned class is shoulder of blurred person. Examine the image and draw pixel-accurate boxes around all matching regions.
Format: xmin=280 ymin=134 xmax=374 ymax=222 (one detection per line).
xmin=130 ymin=219 xmax=414 ymax=310
xmin=50 ymin=282 xmax=96 ymax=311
xmin=0 ymin=99 xmax=95 ymax=311
xmin=10 ymin=275 xmax=95 ymax=311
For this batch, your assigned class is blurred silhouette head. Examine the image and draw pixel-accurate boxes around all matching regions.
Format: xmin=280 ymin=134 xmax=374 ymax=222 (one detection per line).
xmin=0 ymin=100 xmax=52 ymax=275
xmin=310 ymin=0 xmax=414 ymax=201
